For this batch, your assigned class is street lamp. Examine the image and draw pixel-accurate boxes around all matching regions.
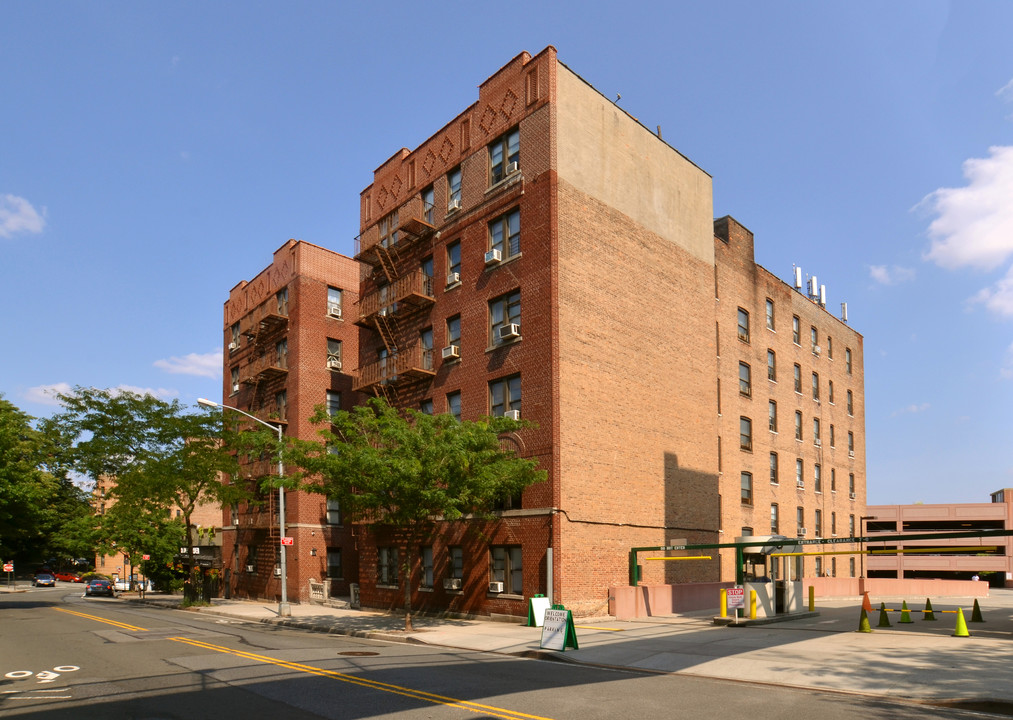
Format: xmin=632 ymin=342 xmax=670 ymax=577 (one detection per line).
xmin=198 ymin=398 xmax=291 ymax=617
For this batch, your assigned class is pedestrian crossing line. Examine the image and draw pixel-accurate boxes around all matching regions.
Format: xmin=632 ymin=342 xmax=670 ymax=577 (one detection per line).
xmin=169 ymin=636 xmax=557 ymax=720
xmin=53 ymin=607 xmax=147 ymax=632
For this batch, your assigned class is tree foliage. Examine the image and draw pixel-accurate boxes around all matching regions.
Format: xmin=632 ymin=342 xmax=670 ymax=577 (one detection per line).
xmin=284 ymin=397 xmax=546 ymax=628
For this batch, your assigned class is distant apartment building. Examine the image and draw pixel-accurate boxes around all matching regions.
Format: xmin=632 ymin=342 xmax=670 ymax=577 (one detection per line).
xmin=866 ymin=490 xmax=1013 ymax=584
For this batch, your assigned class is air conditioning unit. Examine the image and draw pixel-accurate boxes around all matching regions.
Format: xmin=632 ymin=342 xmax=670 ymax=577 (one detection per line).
xmin=849 ymin=450 xmax=855 ymax=458
xmin=797 ymin=528 xmax=807 ymax=537
xmin=498 ymin=323 xmax=521 ymax=340
xmin=442 ymin=345 xmax=460 ymax=360
xmin=813 ymin=345 xmax=821 ymax=356
xmin=814 ymin=439 xmax=821 ymax=447
xmin=850 ymin=492 xmax=857 ymax=499
xmin=245 ymin=564 xmax=255 ymax=573
xmin=448 ymin=198 xmax=462 ymax=212
xmin=328 ymin=305 xmax=342 ymax=318
xmin=327 ymin=357 xmax=342 ymax=371
xmin=485 ymin=248 xmax=502 ymax=265
xmin=506 ymin=161 xmax=519 ymax=175
xmin=378 ymin=308 xmax=388 ymax=317
xmin=503 ymin=409 xmax=521 ymax=421
xmin=446 ymin=272 xmax=461 ymax=286
xmin=796 ymin=480 xmax=805 ymax=489
xmin=229 ymin=341 xmax=240 ymax=351
xmin=488 ymin=581 xmax=504 ymax=593
xmin=443 ymin=578 xmax=462 ymax=590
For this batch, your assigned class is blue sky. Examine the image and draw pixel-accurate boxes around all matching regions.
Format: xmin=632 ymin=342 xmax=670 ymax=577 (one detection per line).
xmin=2 ymin=2 xmax=1012 ymax=505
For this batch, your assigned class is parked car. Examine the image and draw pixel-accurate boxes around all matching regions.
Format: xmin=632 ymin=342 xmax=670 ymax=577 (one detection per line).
xmin=54 ymin=571 xmax=82 ymax=583
xmin=32 ymin=573 xmax=56 ymax=587
xmin=84 ymin=579 xmax=115 ymax=597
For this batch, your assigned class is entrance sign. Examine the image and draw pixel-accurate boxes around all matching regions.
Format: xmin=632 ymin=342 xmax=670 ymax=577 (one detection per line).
xmin=539 ymin=607 xmax=579 ymax=651
xmin=280 ymin=537 xmax=294 ymax=546
xmin=727 ymin=587 xmax=746 ymax=610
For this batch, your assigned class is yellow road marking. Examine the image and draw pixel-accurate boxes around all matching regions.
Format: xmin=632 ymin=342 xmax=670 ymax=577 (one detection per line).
xmin=53 ymin=607 xmax=147 ymax=631
xmin=574 ymin=626 xmax=625 ymax=631
xmin=169 ymin=636 xmax=556 ymax=720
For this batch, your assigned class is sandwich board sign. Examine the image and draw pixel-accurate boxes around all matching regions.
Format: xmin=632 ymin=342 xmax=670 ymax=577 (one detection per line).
xmin=527 ymin=595 xmax=552 ymax=627
xmin=539 ymin=607 xmax=579 ymax=651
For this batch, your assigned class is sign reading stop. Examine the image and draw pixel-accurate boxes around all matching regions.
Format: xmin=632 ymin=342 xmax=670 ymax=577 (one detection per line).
xmin=280 ymin=537 xmax=294 ymax=546
xmin=3 ymin=563 xmax=13 ymax=573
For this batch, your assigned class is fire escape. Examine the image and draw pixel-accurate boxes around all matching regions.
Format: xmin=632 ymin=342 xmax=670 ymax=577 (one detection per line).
xmin=353 ymin=196 xmax=438 ymax=405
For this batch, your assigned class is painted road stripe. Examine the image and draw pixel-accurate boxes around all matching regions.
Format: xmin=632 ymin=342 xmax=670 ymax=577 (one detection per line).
xmin=53 ymin=607 xmax=147 ymax=631
xmin=169 ymin=636 xmax=556 ymax=720
xmin=574 ymin=626 xmax=625 ymax=631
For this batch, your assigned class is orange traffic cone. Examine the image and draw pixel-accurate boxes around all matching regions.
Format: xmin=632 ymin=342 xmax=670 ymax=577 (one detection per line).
xmin=861 ymin=591 xmax=872 ymax=611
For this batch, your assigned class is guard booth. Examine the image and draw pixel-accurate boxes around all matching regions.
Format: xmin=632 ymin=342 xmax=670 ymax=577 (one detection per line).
xmin=737 ymin=535 xmax=804 ymax=618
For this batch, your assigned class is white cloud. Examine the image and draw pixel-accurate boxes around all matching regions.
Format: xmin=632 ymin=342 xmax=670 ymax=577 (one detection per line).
xmin=154 ymin=350 xmax=223 ymax=379
xmin=922 ymin=146 xmax=1013 ymax=271
xmin=24 ymin=382 xmax=74 ymax=405
xmin=869 ymin=264 xmax=915 ymax=286
xmin=891 ymin=402 xmax=930 ymax=417
xmin=0 ymin=194 xmax=46 ymax=239
xmin=998 ymin=78 xmax=1013 ymax=102
xmin=970 ymin=265 xmax=1013 ymax=317
xmin=113 ymin=385 xmax=178 ymax=400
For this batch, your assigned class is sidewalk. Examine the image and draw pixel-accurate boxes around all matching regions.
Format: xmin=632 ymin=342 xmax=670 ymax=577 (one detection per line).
xmin=129 ymin=590 xmax=1013 ymax=710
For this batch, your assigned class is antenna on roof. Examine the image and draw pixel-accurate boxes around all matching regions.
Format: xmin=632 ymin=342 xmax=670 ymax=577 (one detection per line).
xmin=841 ymin=302 xmax=849 ymax=323
xmin=793 ymin=265 xmax=803 ymax=290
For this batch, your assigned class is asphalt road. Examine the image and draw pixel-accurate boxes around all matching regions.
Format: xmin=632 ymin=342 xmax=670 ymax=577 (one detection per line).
xmin=0 ymin=586 xmax=999 ymax=719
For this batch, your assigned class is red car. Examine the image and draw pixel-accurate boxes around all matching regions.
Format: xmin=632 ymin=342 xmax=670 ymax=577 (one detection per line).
xmin=54 ymin=572 xmax=83 ymax=582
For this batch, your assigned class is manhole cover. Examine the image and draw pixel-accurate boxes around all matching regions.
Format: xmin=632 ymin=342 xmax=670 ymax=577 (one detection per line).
xmin=338 ymin=651 xmax=379 ymax=656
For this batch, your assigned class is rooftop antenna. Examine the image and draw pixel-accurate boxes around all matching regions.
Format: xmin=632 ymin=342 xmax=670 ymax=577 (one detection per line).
xmin=615 ymin=93 xmax=622 ymax=104
xmin=841 ymin=302 xmax=849 ymax=323
xmin=793 ymin=265 xmax=803 ymax=290
xmin=819 ymin=284 xmax=826 ymax=308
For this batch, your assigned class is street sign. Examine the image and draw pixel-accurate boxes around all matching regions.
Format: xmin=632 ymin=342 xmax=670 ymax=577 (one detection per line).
xmin=280 ymin=537 xmax=294 ymax=546
xmin=727 ymin=587 xmax=746 ymax=610
xmin=3 ymin=563 xmax=12 ymax=573
xmin=142 ymin=554 xmax=150 ymax=560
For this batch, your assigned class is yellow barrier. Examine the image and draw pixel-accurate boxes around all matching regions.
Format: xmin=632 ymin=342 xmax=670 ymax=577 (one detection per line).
xmin=719 ymin=588 xmax=727 ymax=618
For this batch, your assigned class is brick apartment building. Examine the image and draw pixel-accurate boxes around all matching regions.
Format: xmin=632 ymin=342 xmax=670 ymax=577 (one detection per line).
xmin=215 ymin=46 xmax=866 ymax=616
xmin=218 ymin=240 xmax=361 ymax=603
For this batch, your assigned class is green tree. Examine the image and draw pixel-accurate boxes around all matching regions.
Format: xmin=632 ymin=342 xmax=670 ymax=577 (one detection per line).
xmin=284 ymin=397 xmax=546 ymax=630
xmin=50 ymin=387 xmax=245 ymax=602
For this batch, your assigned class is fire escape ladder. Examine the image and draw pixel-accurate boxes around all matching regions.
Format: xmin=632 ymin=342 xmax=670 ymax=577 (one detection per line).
xmin=374 ymin=312 xmax=401 ymax=355
xmin=376 ymin=243 xmax=399 ymax=283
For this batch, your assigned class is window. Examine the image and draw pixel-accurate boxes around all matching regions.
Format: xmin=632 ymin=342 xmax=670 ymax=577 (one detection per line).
xmin=849 ymin=473 xmax=856 ymax=495
xmin=847 ymin=390 xmax=854 ymax=416
xmin=810 ymin=326 xmax=819 ymax=352
xmin=379 ymin=210 xmax=399 ymax=249
xmin=771 ymin=503 xmax=780 ymax=534
xmin=447 ymin=167 xmax=462 ymax=210
xmin=327 ymin=286 xmax=343 ymax=316
xmin=849 ymin=557 xmax=855 ymax=577
xmin=327 ymin=548 xmax=343 ymax=580
xmin=845 ymin=348 xmax=852 ymax=374
xmin=829 ymin=424 xmax=835 ymax=448
xmin=792 ymin=315 xmax=800 ymax=344
xmin=794 ymin=411 xmax=803 ymax=441
xmin=420 ymin=327 xmax=434 ymax=371
xmin=814 ymin=463 xmax=822 ymax=493
xmin=276 ymin=338 xmax=288 ymax=369
xmin=765 ymin=298 xmax=775 ymax=330
xmin=276 ymin=287 xmax=289 ymax=316
xmin=811 ymin=372 xmax=819 ymax=401
xmin=490 ymin=290 xmax=521 ymax=344
xmin=422 ymin=186 xmax=435 ymax=225
xmin=488 ymin=208 xmax=521 ymax=260
xmin=490 ymin=375 xmax=521 ymax=417
xmin=815 ymin=509 xmax=823 ymax=537
xmin=796 ymin=458 xmax=804 ymax=487
xmin=448 ymin=546 xmax=463 ymax=581
xmin=490 ymin=545 xmax=523 ymax=594
xmin=327 ymin=338 xmax=342 ymax=368
xmin=420 ymin=546 xmax=434 ymax=589
xmin=827 ymin=336 xmax=833 ymax=359
xmin=326 ymin=498 xmax=341 ymax=525
xmin=849 ymin=514 xmax=855 ymax=535
xmin=275 ymin=390 xmax=287 ymax=421
xmin=793 ymin=364 xmax=802 ymax=393
xmin=230 ymin=322 xmax=240 ymax=349
xmin=767 ymin=350 xmax=776 ymax=381
xmin=420 ymin=399 xmax=434 ymax=414
xmin=231 ymin=367 xmax=240 ymax=395
xmin=447 ymin=240 xmax=462 ymax=281
xmin=739 ymin=362 xmax=751 ymax=397
xmin=828 ymin=380 xmax=834 ymax=404
xmin=737 ymin=308 xmax=750 ymax=342
xmin=768 ymin=400 xmax=777 ymax=432
xmin=741 ymin=472 xmax=753 ymax=505
xmin=813 ymin=417 xmax=821 ymax=445
xmin=770 ymin=452 xmax=779 ymax=484
xmin=421 ymin=256 xmax=434 ymax=296
xmin=446 ymin=391 xmax=461 ymax=421
xmin=326 ymin=390 xmax=341 ymax=417
xmin=831 ymin=512 xmax=837 ymax=536
xmin=489 ymin=127 xmax=520 ymax=185
xmin=377 ymin=547 xmax=398 ymax=586
xmin=246 ymin=545 xmax=258 ymax=572
xmin=446 ymin=315 xmax=461 ymax=349
xmin=797 ymin=506 xmax=805 ymax=532
xmin=739 ymin=417 xmax=752 ymax=451
xmin=848 ymin=431 xmax=855 ymax=455
xmin=831 ymin=468 xmax=837 ymax=492
xmin=815 ymin=557 xmax=823 ymax=576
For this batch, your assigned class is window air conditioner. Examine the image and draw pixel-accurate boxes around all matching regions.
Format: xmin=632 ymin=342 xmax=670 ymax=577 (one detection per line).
xmin=328 ymin=305 xmax=342 ymax=318
xmin=448 ymin=198 xmax=462 ymax=212
xmin=796 ymin=480 xmax=805 ymax=489
xmin=849 ymin=450 xmax=855 ymax=458
xmin=498 ymin=323 xmax=521 ymax=340
xmin=503 ymin=410 xmax=521 ymax=421
xmin=446 ymin=272 xmax=461 ymax=286
xmin=245 ymin=565 xmax=256 ymax=573
xmin=814 ymin=439 xmax=821 ymax=447
xmin=229 ymin=341 xmax=240 ymax=351
xmin=273 ymin=567 xmax=282 ymax=577
xmin=327 ymin=357 xmax=342 ymax=371
xmin=506 ymin=161 xmax=519 ymax=175
xmin=797 ymin=528 xmax=807 ymax=536
xmin=485 ymin=249 xmax=502 ymax=265
xmin=813 ymin=345 xmax=821 ymax=356
xmin=442 ymin=345 xmax=460 ymax=360
xmin=488 ymin=581 xmax=504 ymax=593
xmin=443 ymin=578 xmax=462 ymax=590
xmin=850 ymin=492 xmax=856 ymax=499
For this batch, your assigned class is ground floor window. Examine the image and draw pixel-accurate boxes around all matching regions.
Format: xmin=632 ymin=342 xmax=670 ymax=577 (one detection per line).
xmin=490 ymin=546 xmax=522 ymax=594
xmin=378 ymin=547 xmax=398 ymax=586
xmin=420 ymin=546 xmax=433 ymax=588
xmin=327 ymin=548 xmax=342 ymax=580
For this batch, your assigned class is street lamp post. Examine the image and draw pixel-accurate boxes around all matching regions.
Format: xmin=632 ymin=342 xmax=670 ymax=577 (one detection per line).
xmin=198 ymin=398 xmax=291 ymax=617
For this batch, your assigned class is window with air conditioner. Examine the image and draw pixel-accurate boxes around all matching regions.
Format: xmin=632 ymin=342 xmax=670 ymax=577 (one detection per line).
xmin=442 ymin=345 xmax=460 ymax=360
xmin=490 ymin=290 xmax=521 ymax=346
xmin=327 ymin=286 xmax=343 ymax=318
xmin=489 ymin=128 xmax=519 ymax=185
xmin=447 ymin=167 xmax=462 ymax=212
xmin=488 ymin=208 xmax=520 ymax=262
xmin=490 ymin=545 xmax=522 ymax=594
xmin=490 ymin=374 xmax=521 ymax=419
xmin=447 ymin=241 xmax=461 ymax=284
xmin=327 ymin=339 xmax=342 ymax=371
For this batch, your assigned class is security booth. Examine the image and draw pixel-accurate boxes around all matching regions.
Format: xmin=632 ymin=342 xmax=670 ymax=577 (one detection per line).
xmin=736 ymin=534 xmax=803 ymax=618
